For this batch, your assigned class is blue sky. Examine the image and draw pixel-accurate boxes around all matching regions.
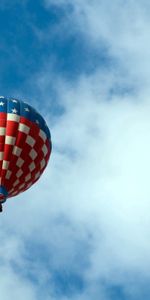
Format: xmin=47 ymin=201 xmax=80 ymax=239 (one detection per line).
xmin=1 ymin=1 xmax=150 ymax=300
xmin=0 ymin=1 xmax=113 ymax=99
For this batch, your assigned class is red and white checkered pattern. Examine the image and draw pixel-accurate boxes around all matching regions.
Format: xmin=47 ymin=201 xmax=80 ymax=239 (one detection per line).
xmin=0 ymin=113 xmax=51 ymax=198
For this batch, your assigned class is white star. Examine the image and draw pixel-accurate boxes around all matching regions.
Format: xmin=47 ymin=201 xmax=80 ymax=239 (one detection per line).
xmin=0 ymin=101 xmax=4 ymax=106
xmin=0 ymin=96 xmax=4 ymax=98
xmin=12 ymin=99 xmax=18 ymax=103
xmin=24 ymin=107 xmax=30 ymax=112
xmin=35 ymin=120 xmax=39 ymax=124
xmin=12 ymin=108 xmax=18 ymax=114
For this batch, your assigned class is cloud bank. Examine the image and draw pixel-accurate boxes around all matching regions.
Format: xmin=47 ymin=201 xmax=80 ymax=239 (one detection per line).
xmin=1 ymin=1 xmax=150 ymax=299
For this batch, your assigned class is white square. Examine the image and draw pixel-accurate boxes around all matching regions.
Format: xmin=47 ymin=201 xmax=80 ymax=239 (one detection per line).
xmin=29 ymin=149 xmax=37 ymax=160
xmin=29 ymin=162 xmax=36 ymax=172
xmin=0 ymin=152 xmax=3 ymax=160
xmin=6 ymin=170 xmax=12 ymax=179
xmin=18 ymin=123 xmax=30 ymax=134
xmin=11 ymin=191 xmax=18 ymax=196
xmin=16 ymin=169 xmax=23 ymax=178
xmin=26 ymin=135 xmax=36 ymax=147
xmin=0 ymin=127 xmax=6 ymax=135
xmin=39 ymin=129 xmax=46 ymax=142
xmin=40 ymin=158 xmax=46 ymax=169
xmin=25 ymin=173 xmax=31 ymax=182
xmin=18 ymin=183 xmax=25 ymax=190
xmin=7 ymin=113 xmax=20 ymax=122
xmin=2 ymin=160 xmax=9 ymax=170
xmin=35 ymin=171 xmax=40 ymax=180
xmin=5 ymin=136 xmax=16 ymax=145
xmin=13 ymin=146 xmax=22 ymax=157
xmin=42 ymin=144 xmax=48 ymax=156
xmin=13 ymin=179 xmax=19 ymax=187
xmin=16 ymin=157 xmax=24 ymax=168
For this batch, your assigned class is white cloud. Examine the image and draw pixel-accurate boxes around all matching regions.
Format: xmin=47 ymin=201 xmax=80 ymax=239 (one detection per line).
xmin=10 ymin=69 xmax=150 ymax=299
xmin=1 ymin=1 xmax=150 ymax=299
xmin=45 ymin=0 xmax=150 ymax=90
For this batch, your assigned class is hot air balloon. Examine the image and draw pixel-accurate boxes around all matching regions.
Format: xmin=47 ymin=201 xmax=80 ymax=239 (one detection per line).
xmin=0 ymin=96 xmax=52 ymax=211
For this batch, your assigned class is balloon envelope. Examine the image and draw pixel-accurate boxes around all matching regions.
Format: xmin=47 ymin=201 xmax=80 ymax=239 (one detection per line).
xmin=0 ymin=97 xmax=52 ymax=203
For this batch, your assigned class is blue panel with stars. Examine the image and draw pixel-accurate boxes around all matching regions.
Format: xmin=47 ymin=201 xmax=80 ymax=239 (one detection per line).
xmin=0 ymin=96 xmax=51 ymax=140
